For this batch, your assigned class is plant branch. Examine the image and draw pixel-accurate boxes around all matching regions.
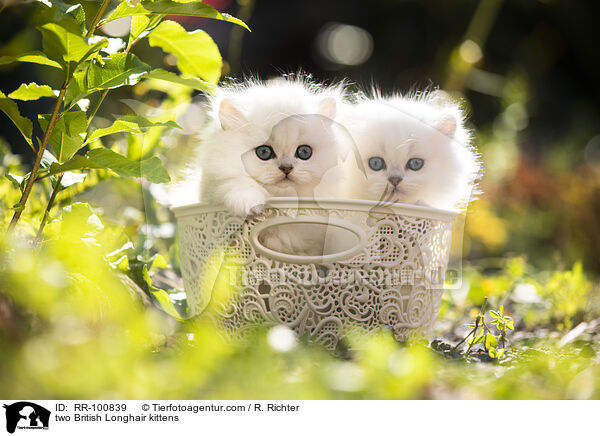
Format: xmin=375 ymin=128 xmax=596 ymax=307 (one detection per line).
xmin=33 ymin=0 xmax=112 ymax=240
xmin=7 ymin=80 xmax=68 ymax=234
xmin=86 ymin=0 xmax=111 ymax=38
xmin=452 ymin=324 xmax=478 ymax=351
xmin=464 ymin=318 xmax=480 ymax=356
xmin=87 ymin=90 xmax=108 ymax=129
xmin=34 ymin=173 xmax=63 ymax=243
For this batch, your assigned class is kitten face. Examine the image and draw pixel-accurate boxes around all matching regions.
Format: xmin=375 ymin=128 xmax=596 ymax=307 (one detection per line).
xmin=351 ymin=105 xmax=472 ymax=208
xmin=196 ymin=78 xmax=349 ymax=216
xmin=240 ymin=115 xmax=340 ymax=196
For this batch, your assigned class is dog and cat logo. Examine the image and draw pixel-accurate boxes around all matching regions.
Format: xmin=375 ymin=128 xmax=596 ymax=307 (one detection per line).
xmin=2 ymin=402 xmax=50 ymax=433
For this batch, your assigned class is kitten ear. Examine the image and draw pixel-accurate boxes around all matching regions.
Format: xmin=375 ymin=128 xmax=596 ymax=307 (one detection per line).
xmin=436 ymin=114 xmax=457 ymax=137
xmin=318 ymin=97 xmax=337 ymax=120
xmin=218 ymin=99 xmax=247 ymax=130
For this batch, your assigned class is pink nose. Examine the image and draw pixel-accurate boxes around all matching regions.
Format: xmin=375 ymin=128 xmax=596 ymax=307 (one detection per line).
xmin=388 ymin=176 xmax=402 ymax=186
xmin=279 ymin=166 xmax=293 ymax=175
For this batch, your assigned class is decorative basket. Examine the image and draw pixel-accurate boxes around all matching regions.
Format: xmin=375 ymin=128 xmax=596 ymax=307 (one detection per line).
xmin=173 ymin=198 xmax=456 ymax=349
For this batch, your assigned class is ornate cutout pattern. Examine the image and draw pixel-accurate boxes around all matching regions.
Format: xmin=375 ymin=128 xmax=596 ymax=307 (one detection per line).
xmin=177 ymin=205 xmax=453 ymax=349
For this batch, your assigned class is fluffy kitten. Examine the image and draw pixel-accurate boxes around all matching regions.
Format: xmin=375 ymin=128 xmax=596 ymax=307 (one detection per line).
xmin=342 ymin=92 xmax=480 ymax=211
xmin=180 ymin=77 xmax=353 ymax=257
xmin=196 ymin=77 xmax=348 ymax=217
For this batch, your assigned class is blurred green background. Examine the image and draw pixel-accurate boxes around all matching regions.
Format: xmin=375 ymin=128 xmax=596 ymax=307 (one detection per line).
xmin=0 ymin=0 xmax=599 ymax=400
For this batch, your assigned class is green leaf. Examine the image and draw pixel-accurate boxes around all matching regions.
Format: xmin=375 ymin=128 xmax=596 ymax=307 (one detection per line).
xmin=104 ymin=0 xmax=250 ymax=31
xmin=139 ymin=157 xmax=171 ymax=184
xmin=85 ymin=115 xmax=180 ymax=145
xmin=499 ymin=305 xmax=504 ymax=317
xmin=467 ymin=334 xmax=484 ymax=346
xmin=61 ymin=202 xmax=104 ymax=235
xmin=497 ymin=348 xmax=505 ymax=358
xmin=137 ymin=264 xmax=183 ymax=321
xmin=33 ymin=0 xmax=87 ymax=34
xmin=5 ymin=174 xmax=22 ymax=191
xmin=148 ymin=20 xmax=222 ymax=83
xmin=129 ymin=14 xmax=164 ymax=44
xmin=38 ymin=23 xmax=108 ymax=76
xmin=46 ymin=156 xmax=104 ymax=177
xmin=8 ymin=83 xmax=56 ymax=101
xmin=65 ymin=53 xmax=151 ymax=106
xmin=150 ymin=253 xmax=169 ymax=270
xmin=146 ymin=68 xmax=215 ymax=93
xmin=63 ymin=68 xmax=87 ymax=108
xmin=0 ymin=51 xmax=62 ymax=70
xmin=45 ymin=149 xmax=171 ymax=184
xmin=489 ymin=310 xmax=500 ymax=319
xmin=87 ymin=53 xmax=151 ymax=90
xmin=505 ymin=318 xmax=514 ymax=330
xmin=38 ymin=111 xmax=87 ymax=162
xmin=488 ymin=347 xmax=497 ymax=358
xmin=150 ymin=287 xmax=184 ymax=321
xmin=86 ymin=148 xmax=171 ymax=183
xmin=485 ymin=333 xmax=498 ymax=350
xmin=0 ymin=91 xmax=33 ymax=148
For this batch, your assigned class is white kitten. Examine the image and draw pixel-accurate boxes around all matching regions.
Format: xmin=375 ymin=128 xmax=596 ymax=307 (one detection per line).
xmin=341 ymin=92 xmax=480 ymax=211
xmin=196 ymin=77 xmax=348 ymax=216
xmin=181 ymin=77 xmax=352 ymax=256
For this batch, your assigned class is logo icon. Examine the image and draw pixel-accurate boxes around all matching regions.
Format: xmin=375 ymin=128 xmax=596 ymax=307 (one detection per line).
xmin=2 ymin=402 xmax=50 ymax=434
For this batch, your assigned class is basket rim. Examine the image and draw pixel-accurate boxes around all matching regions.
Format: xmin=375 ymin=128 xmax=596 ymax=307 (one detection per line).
xmin=171 ymin=197 xmax=458 ymax=221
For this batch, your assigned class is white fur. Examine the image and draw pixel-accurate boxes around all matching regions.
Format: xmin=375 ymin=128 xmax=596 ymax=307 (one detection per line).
xmin=186 ymin=76 xmax=352 ymax=255
xmin=195 ymin=77 xmax=348 ymax=213
xmin=340 ymin=92 xmax=481 ymax=211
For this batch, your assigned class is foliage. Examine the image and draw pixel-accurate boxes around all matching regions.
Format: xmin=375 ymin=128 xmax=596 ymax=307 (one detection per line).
xmin=456 ymin=300 xmax=513 ymax=359
xmin=0 ymin=0 xmax=599 ymax=401
xmin=1 ymin=218 xmax=599 ymax=399
xmin=0 ymin=0 xmax=248 ymax=236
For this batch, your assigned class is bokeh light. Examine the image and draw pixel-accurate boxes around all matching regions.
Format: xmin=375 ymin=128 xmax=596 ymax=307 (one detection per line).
xmin=459 ymin=39 xmax=483 ymax=64
xmin=316 ymin=23 xmax=373 ymax=67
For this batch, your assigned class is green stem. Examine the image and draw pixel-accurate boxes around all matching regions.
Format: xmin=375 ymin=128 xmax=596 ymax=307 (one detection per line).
xmin=87 ymin=90 xmax=108 ymax=129
xmin=34 ymin=173 xmax=64 ymax=243
xmin=452 ymin=324 xmax=478 ymax=352
xmin=464 ymin=318 xmax=480 ymax=356
xmin=32 ymin=0 xmax=111 ymax=240
xmin=86 ymin=0 xmax=111 ymax=38
xmin=83 ymin=8 xmax=136 ymax=142
xmin=7 ymin=80 xmax=69 ymax=234
xmin=463 ymin=297 xmax=489 ymax=356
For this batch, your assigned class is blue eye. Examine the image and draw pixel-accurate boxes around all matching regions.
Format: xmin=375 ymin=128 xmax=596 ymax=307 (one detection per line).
xmin=406 ymin=157 xmax=424 ymax=171
xmin=295 ymin=145 xmax=312 ymax=160
xmin=368 ymin=157 xmax=386 ymax=171
xmin=255 ymin=145 xmax=275 ymax=161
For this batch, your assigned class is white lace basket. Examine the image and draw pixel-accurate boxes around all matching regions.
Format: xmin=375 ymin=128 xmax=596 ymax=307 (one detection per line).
xmin=173 ymin=198 xmax=456 ymax=349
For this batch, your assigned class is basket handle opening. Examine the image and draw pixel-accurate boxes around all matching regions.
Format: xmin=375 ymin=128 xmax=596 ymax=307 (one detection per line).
xmin=249 ymin=215 xmax=366 ymax=264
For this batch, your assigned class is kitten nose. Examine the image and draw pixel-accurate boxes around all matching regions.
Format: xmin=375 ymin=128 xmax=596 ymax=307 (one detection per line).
xmin=388 ymin=176 xmax=402 ymax=186
xmin=279 ymin=165 xmax=293 ymax=175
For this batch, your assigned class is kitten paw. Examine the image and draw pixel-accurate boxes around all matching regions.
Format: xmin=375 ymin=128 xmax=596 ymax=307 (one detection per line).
xmin=226 ymin=194 xmax=266 ymax=217
xmin=248 ymin=204 xmax=265 ymax=216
